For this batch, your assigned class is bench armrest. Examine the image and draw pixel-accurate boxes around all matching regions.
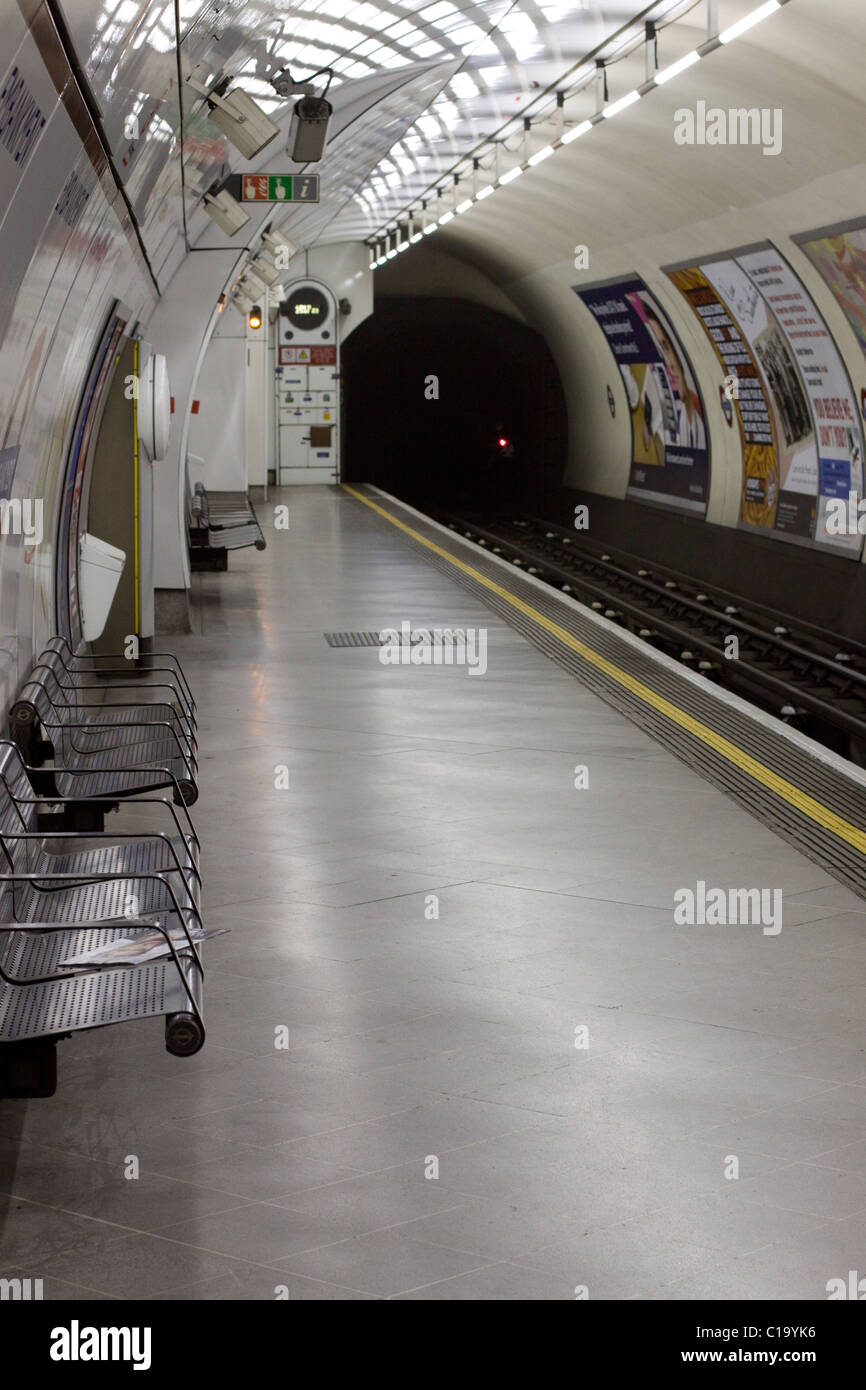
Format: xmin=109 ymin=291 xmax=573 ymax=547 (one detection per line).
xmin=24 ymin=790 xmax=198 ymax=846
xmin=0 ymin=870 xmax=204 ymax=959
xmin=2 ymin=827 xmax=201 ymax=893
xmin=60 ymin=680 xmax=195 ymax=719
xmin=26 ymin=759 xmax=196 ymax=819
xmin=46 ymin=716 xmax=195 ymax=771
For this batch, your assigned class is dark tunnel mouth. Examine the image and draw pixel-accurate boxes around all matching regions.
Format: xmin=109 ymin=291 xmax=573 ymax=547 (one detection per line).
xmin=341 ymin=296 xmax=568 ymax=515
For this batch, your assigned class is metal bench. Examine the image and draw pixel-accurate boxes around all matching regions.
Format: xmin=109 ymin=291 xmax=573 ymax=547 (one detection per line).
xmin=189 ymin=483 xmax=267 ymax=568
xmin=0 ymin=740 xmax=205 ymax=1095
xmin=9 ymin=664 xmax=198 ymax=810
xmin=35 ymin=646 xmax=196 ymax=745
xmin=44 ymin=635 xmax=197 ymax=730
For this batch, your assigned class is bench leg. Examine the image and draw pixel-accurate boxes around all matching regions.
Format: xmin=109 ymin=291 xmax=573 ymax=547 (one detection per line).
xmin=37 ymin=802 xmax=116 ymax=832
xmin=0 ymin=1039 xmax=58 ymax=1098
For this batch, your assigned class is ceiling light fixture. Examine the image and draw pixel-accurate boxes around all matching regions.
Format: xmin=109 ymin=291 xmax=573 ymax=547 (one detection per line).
xmin=720 ymin=0 xmax=780 ymax=44
xmin=375 ymin=0 xmax=787 ymax=251
xmin=603 ymin=89 xmax=641 ymax=118
xmin=561 ymin=119 xmax=592 ymax=144
xmin=654 ymin=50 xmax=701 ymax=84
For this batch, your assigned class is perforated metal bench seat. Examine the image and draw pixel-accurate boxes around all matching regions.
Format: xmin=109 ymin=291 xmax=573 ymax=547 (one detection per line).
xmin=7 ymin=862 xmax=197 ymax=925
xmin=0 ymin=741 xmax=205 ymax=1060
xmin=191 ymin=485 xmax=267 ymax=552
xmin=27 ymin=836 xmax=200 ymax=915
xmin=207 ymin=522 xmax=266 ymax=550
xmin=53 ymin=762 xmax=192 ymax=802
xmin=59 ymin=717 xmax=196 ymax=759
xmin=201 ymin=490 xmax=251 ymax=525
xmin=10 ymin=668 xmax=198 ymax=807
xmin=34 ymin=650 xmax=196 ymax=745
xmin=38 ymin=652 xmax=196 ymax=740
xmin=1 ymin=920 xmax=197 ymax=983
xmin=0 ymin=950 xmax=201 ymax=1049
xmin=45 ymin=636 xmax=196 ymax=724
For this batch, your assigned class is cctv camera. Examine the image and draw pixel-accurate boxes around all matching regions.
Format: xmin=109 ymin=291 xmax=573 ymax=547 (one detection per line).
xmin=250 ymin=256 xmax=279 ymax=286
xmin=261 ymin=229 xmax=298 ymax=270
xmin=241 ymin=271 xmax=268 ymax=298
xmin=288 ymin=97 xmax=332 ymax=163
xmin=203 ymin=187 xmax=250 ymax=236
xmin=205 ymin=86 xmax=280 ymax=160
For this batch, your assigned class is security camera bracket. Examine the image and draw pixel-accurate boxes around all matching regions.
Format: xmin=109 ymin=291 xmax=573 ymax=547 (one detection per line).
xmin=186 ymin=74 xmax=247 ymax=120
xmin=270 ymin=65 xmax=334 ymax=100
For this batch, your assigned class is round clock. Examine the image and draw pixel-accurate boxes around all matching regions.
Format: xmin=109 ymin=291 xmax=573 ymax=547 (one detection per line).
xmin=282 ymin=286 xmax=329 ymax=330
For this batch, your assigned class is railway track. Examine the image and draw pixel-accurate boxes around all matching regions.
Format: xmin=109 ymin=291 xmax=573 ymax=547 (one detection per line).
xmin=439 ymin=511 xmax=866 ymax=763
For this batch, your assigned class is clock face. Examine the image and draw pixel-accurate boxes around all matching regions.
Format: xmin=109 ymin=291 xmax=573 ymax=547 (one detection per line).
xmin=283 ymin=286 xmax=329 ymax=330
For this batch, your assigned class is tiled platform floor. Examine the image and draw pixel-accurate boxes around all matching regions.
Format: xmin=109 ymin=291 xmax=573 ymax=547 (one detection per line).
xmin=2 ymin=486 xmax=866 ymax=1300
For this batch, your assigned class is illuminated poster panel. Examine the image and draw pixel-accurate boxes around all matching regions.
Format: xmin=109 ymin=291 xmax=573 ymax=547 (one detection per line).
xmin=575 ymin=275 xmax=709 ymax=514
xmin=666 ymin=244 xmax=864 ymax=554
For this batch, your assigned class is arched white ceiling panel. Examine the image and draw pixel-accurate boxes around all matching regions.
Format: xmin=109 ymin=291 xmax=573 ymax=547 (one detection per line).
xmin=51 ymin=0 xmax=740 ymax=279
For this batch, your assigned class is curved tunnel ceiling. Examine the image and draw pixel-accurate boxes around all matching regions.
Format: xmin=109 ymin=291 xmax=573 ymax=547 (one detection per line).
xmin=52 ymin=0 xmax=729 ymax=283
xmin=388 ymin=0 xmax=864 ymax=286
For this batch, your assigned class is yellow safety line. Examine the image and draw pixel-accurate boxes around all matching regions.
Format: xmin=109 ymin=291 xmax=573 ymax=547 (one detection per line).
xmin=342 ymin=483 xmax=866 ymax=857
xmin=132 ymin=342 xmax=140 ymax=633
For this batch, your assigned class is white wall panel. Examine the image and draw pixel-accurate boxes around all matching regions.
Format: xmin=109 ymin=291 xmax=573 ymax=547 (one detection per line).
xmin=142 ymin=249 xmax=241 ymax=588
xmin=189 ymin=334 xmax=248 ymax=492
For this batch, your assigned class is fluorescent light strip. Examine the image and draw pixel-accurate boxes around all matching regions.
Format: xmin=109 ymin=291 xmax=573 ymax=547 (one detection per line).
xmin=720 ymin=0 xmax=780 ymax=44
xmin=380 ymin=2 xmax=782 ymax=250
xmin=561 ymin=118 xmax=592 ymax=145
xmin=409 ymin=232 xmax=422 ymax=243
xmin=654 ymin=49 xmax=700 ymax=84
xmin=603 ymin=89 xmax=640 ymax=119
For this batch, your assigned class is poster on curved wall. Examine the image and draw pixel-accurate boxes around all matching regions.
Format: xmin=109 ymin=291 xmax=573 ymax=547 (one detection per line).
xmin=574 ymin=275 xmax=709 ymax=514
xmin=795 ymin=218 xmax=866 ymax=363
xmin=666 ymin=244 xmax=864 ymax=555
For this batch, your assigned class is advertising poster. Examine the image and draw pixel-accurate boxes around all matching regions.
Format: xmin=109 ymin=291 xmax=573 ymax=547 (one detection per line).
xmin=575 ymin=275 xmax=709 ymax=514
xmin=666 ymin=245 xmax=864 ymax=553
xmin=796 ymin=218 xmax=866 ymax=362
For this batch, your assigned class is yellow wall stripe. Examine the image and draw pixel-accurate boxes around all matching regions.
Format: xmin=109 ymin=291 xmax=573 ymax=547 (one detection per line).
xmin=343 ymin=483 xmax=866 ymax=858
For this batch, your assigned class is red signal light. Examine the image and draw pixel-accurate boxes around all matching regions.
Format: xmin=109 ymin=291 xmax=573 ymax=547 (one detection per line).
xmin=498 ymin=436 xmax=508 ymax=448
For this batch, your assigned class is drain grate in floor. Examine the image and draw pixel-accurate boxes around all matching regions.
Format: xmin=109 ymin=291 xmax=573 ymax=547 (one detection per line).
xmin=324 ymin=631 xmax=384 ymax=647
xmin=324 ymin=629 xmax=471 ymax=648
